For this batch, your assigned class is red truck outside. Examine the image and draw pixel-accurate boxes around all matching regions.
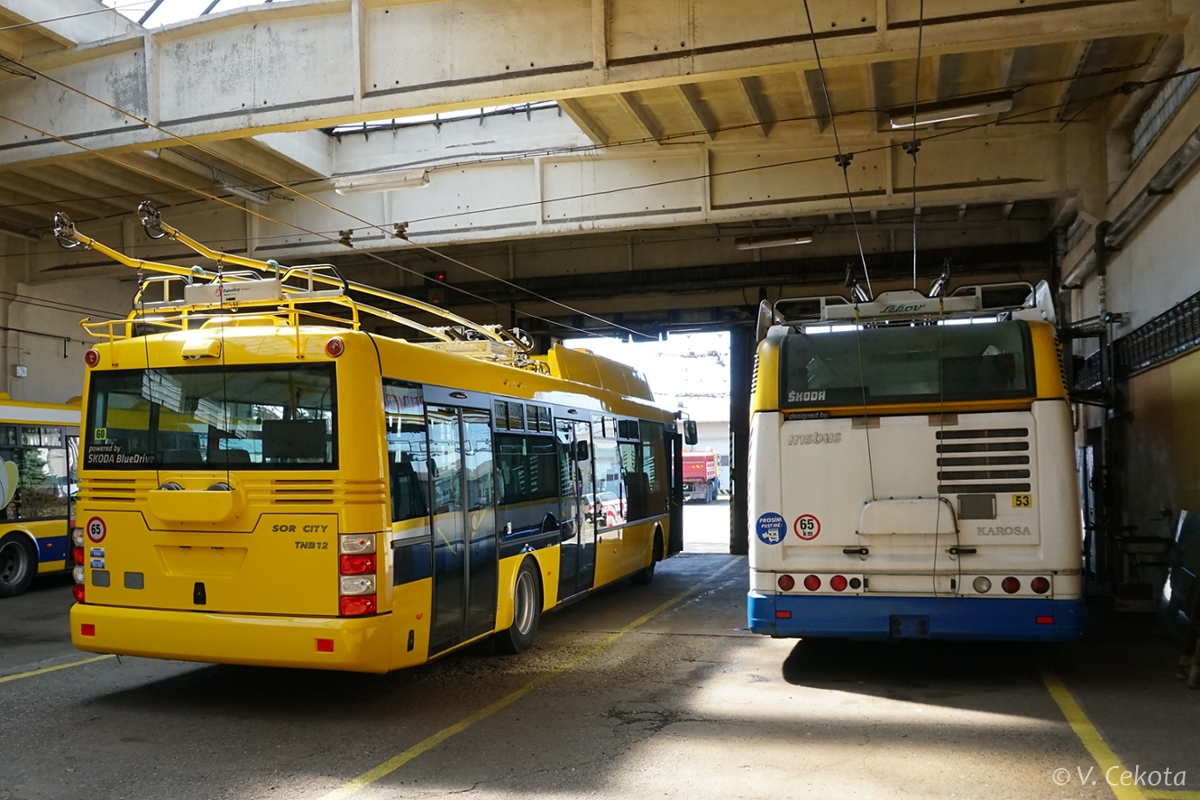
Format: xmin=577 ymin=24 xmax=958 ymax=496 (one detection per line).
xmin=682 ymin=451 xmax=720 ymax=503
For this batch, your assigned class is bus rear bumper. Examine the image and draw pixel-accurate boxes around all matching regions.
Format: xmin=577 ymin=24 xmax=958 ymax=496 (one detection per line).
xmin=748 ymin=591 xmax=1082 ymax=641
xmin=70 ymin=603 xmax=394 ymax=673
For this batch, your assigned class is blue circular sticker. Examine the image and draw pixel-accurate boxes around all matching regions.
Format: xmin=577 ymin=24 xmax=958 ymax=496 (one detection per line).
xmin=756 ymin=512 xmax=786 ymax=545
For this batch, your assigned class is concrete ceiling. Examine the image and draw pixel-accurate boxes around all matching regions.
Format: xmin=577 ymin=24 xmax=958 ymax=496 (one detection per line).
xmin=0 ymin=0 xmax=1197 ymax=335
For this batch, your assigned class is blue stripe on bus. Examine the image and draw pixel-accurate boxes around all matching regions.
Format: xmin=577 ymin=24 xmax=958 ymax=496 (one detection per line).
xmin=748 ymin=591 xmax=1083 ymax=642
xmin=37 ymin=535 xmax=69 ymax=564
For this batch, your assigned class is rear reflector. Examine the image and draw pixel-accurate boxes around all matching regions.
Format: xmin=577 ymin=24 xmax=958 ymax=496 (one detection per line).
xmin=775 ymin=610 xmax=792 ymax=619
xmin=80 ymin=623 xmax=95 ymax=637
xmin=340 ymin=594 xmax=377 ymax=616
xmin=316 ymin=638 xmax=335 ymax=652
xmin=1036 ymin=616 xmax=1054 ymax=625
xmin=72 ymin=584 xmax=85 ymax=603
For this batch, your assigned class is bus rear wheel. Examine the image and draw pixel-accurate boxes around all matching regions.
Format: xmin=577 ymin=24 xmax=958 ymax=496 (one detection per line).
xmin=630 ymin=529 xmax=664 ymax=586
xmin=496 ymin=559 xmax=541 ymax=654
xmin=0 ymin=532 xmax=37 ymax=598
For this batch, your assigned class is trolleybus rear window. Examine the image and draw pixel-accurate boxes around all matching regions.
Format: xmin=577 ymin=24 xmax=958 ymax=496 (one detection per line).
xmin=84 ymin=364 xmax=337 ymax=469
xmin=780 ymin=321 xmax=1034 ymax=408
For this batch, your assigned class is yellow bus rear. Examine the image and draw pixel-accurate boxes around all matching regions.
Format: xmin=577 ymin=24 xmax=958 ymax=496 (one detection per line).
xmin=70 ymin=322 xmax=678 ymax=672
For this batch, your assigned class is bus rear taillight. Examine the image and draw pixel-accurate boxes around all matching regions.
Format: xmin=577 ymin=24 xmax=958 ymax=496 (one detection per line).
xmin=340 ymin=595 xmax=376 ymax=616
xmin=803 ymin=575 xmax=821 ymax=591
xmin=70 ymin=527 xmax=86 ymax=604
xmin=338 ymin=534 xmax=377 ymax=616
xmin=1002 ymin=577 xmax=1021 ymax=594
xmin=777 ymin=574 xmax=795 ymax=591
xmin=340 ymin=554 xmax=376 ymax=575
xmin=1031 ymin=577 xmax=1050 ymax=594
xmin=84 ymin=349 xmax=100 ymax=367
xmin=830 ymin=575 xmax=848 ymax=592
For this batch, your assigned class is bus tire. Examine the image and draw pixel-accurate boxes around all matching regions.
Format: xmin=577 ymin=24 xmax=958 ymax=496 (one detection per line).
xmin=0 ymin=532 xmax=37 ymax=598
xmin=630 ymin=528 xmax=664 ymax=586
xmin=496 ymin=558 xmax=541 ymax=654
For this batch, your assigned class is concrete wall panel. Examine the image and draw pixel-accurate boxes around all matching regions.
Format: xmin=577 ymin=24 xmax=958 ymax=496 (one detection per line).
xmin=159 ymin=15 xmax=354 ymax=127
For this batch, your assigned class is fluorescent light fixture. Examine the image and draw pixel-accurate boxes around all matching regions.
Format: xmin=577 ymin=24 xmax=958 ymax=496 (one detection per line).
xmin=220 ymin=183 xmax=270 ymax=206
xmin=734 ymin=231 xmax=814 ymax=250
xmin=334 ymin=168 xmax=430 ymax=195
xmin=889 ymin=91 xmax=1014 ymax=129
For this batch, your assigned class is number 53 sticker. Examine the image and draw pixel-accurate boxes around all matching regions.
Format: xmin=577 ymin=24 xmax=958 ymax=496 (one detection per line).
xmin=1012 ymin=494 xmax=1033 ymax=508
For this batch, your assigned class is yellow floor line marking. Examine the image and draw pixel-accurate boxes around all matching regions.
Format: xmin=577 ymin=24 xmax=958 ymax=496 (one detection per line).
xmin=1044 ymin=671 xmax=1149 ymax=800
xmin=320 ymin=557 xmax=743 ymax=800
xmin=0 ymin=654 xmax=113 ymax=685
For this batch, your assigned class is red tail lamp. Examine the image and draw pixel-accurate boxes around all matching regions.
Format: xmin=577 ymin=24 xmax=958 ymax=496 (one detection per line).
xmin=325 ymin=337 xmax=345 ymax=357
xmin=777 ymin=574 xmax=795 ymax=591
xmin=1001 ymin=577 xmax=1021 ymax=594
xmin=1030 ymin=577 xmax=1050 ymax=595
xmin=340 ymin=595 xmax=376 ymax=616
xmin=339 ymin=553 xmax=376 ymax=575
xmin=84 ymin=349 xmax=100 ymax=367
xmin=803 ymin=575 xmax=821 ymax=591
xmin=830 ymin=575 xmax=848 ymax=592
xmin=72 ymin=584 xmax=85 ymax=603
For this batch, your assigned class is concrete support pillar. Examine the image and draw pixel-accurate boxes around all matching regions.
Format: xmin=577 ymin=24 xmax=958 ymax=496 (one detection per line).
xmin=728 ymin=323 xmax=753 ymax=556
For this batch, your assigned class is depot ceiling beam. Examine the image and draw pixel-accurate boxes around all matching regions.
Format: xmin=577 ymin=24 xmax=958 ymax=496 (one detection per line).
xmin=0 ymin=0 xmax=138 ymax=48
xmin=735 ymin=78 xmax=771 ymax=137
xmin=0 ymin=0 xmax=1184 ymax=165
xmin=558 ymin=99 xmax=608 ymax=145
xmin=614 ymin=91 xmax=662 ymax=142
xmin=673 ymin=84 xmax=717 ymax=141
xmin=1053 ymin=41 xmax=1093 ymax=122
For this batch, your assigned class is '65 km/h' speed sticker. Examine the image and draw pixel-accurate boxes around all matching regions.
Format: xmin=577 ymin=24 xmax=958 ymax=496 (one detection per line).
xmin=86 ymin=516 xmax=107 ymax=544
xmin=793 ymin=514 xmax=820 ymax=541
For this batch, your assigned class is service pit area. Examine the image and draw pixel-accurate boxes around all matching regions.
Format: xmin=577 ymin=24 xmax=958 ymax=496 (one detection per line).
xmin=3 ymin=549 xmax=1198 ymax=800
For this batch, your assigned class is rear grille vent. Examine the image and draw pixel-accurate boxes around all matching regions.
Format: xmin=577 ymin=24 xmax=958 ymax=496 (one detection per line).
xmin=935 ymin=428 xmax=1032 ymax=494
xmin=84 ymin=479 xmax=139 ymax=503
xmin=269 ymin=479 xmax=335 ymax=505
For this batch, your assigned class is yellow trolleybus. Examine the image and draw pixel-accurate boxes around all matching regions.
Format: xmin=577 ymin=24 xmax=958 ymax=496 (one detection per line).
xmin=0 ymin=395 xmax=79 ymax=597
xmin=60 ymin=205 xmax=684 ymax=673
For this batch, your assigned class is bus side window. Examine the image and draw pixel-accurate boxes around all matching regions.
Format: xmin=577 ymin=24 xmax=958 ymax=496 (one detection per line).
xmin=390 ymin=456 xmax=428 ymax=522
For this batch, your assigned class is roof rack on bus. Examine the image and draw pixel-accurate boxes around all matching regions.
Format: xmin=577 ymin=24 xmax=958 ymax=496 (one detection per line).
xmin=758 ymin=279 xmax=1055 ymax=341
xmin=53 ymin=207 xmax=549 ymax=373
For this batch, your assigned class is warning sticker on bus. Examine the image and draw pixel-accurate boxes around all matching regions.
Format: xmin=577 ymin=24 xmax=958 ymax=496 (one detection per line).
xmin=793 ymin=514 xmax=820 ymax=541
xmin=756 ymin=513 xmax=786 ymax=545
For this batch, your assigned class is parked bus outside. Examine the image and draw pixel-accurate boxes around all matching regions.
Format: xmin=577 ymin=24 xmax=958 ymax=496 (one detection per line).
xmin=0 ymin=395 xmax=79 ymax=597
xmin=748 ymin=281 xmax=1083 ymax=641
xmin=60 ymin=206 xmax=686 ymax=673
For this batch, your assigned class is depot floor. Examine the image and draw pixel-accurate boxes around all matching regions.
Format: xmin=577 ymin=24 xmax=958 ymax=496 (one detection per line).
xmin=1 ymin=502 xmax=1197 ymax=800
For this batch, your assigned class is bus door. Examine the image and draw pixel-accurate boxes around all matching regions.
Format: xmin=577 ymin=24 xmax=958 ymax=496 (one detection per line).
xmin=556 ymin=419 xmax=596 ymax=600
xmin=428 ymin=406 xmax=498 ymax=653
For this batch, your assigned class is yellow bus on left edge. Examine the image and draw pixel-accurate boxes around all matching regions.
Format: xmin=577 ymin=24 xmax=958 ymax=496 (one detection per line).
xmin=0 ymin=394 xmax=80 ymax=597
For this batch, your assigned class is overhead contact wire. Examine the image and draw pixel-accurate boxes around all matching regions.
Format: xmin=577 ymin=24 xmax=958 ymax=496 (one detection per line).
xmin=4 ymin=57 xmax=653 ymax=342
xmin=0 ymin=112 xmax=610 ymax=344
xmin=801 ymin=0 xmax=873 ymax=298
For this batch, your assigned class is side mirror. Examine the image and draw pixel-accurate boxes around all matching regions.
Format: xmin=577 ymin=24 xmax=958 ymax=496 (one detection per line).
xmin=573 ymin=441 xmax=590 ymax=462
xmin=683 ymin=420 xmax=698 ymax=446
